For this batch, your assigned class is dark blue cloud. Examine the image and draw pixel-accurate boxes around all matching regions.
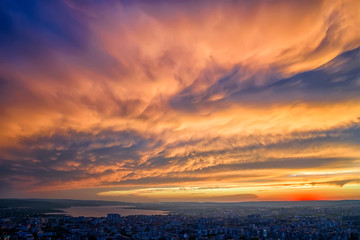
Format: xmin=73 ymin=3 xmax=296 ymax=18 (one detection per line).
xmin=170 ymin=47 xmax=360 ymax=111
xmin=0 ymin=0 xmax=88 ymax=61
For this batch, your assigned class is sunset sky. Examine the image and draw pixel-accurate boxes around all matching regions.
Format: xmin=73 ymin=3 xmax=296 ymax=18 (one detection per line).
xmin=1 ymin=0 xmax=360 ymax=202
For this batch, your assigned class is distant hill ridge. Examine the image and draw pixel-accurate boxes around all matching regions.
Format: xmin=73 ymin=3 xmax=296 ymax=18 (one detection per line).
xmin=1 ymin=198 xmax=359 ymax=210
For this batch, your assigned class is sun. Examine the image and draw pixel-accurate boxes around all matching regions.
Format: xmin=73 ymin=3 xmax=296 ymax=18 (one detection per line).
xmin=291 ymin=192 xmax=322 ymax=201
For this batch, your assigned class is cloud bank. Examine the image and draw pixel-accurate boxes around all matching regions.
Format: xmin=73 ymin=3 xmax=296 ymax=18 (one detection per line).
xmin=0 ymin=0 xmax=360 ymax=201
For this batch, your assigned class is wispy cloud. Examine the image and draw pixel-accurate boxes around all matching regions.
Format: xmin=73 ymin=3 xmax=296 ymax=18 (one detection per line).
xmin=0 ymin=0 xmax=360 ymax=201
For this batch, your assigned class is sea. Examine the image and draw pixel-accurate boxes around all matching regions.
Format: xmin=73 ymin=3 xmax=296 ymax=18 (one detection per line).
xmin=50 ymin=205 xmax=168 ymax=218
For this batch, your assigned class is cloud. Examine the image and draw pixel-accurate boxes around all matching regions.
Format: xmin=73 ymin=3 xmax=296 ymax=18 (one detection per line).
xmin=0 ymin=0 xmax=360 ymax=200
xmin=170 ymin=46 xmax=360 ymax=111
xmin=1 ymin=122 xmax=359 ymax=198
xmin=97 ymin=187 xmax=258 ymax=202
xmin=309 ymin=179 xmax=360 ymax=187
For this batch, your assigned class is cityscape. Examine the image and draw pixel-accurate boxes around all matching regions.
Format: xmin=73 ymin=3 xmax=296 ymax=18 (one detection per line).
xmin=1 ymin=200 xmax=360 ymax=239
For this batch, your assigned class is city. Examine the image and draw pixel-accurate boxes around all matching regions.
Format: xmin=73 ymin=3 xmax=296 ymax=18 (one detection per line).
xmin=1 ymin=202 xmax=360 ymax=240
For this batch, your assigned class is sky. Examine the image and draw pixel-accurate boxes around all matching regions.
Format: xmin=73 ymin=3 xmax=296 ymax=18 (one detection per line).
xmin=0 ymin=0 xmax=360 ymax=202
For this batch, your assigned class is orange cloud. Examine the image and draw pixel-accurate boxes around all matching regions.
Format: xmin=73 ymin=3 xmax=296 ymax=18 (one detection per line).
xmin=0 ymin=0 xmax=360 ymax=201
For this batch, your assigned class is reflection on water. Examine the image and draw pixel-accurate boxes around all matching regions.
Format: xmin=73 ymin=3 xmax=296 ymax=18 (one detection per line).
xmin=52 ymin=206 xmax=168 ymax=217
